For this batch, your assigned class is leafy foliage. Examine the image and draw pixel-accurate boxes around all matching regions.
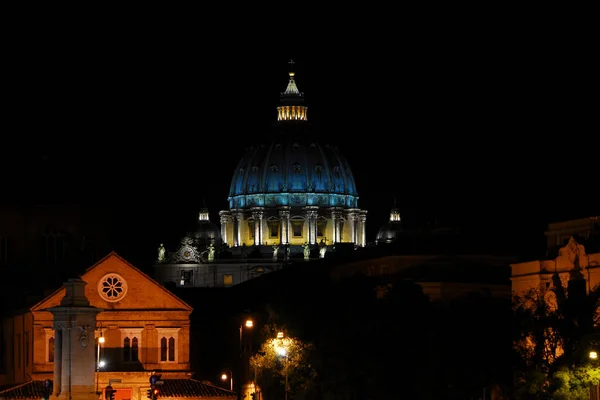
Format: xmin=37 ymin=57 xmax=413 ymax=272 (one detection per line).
xmin=511 ymin=273 xmax=600 ymax=398
xmin=250 ymin=325 xmax=316 ymax=399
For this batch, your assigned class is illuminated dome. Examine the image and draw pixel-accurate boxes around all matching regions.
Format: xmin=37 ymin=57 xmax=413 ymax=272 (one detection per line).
xmin=219 ymin=61 xmax=367 ymax=249
xmin=228 ymin=139 xmax=359 ymax=209
xmin=376 ymin=206 xmax=403 ymax=244
xmin=228 ymin=68 xmax=358 ymax=210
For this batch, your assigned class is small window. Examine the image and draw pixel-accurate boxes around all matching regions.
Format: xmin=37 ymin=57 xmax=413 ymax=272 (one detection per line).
xmin=268 ymin=221 xmax=280 ymax=238
xmin=223 ymin=275 xmax=233 ymax=286
xmin=168 ymin=337 xmax=175 ymax=361
xmin=292 ymin=221 xmax=304 ymax=237
xmin=123 ymin=336 xmax=139 ymax=362
xmin=317 ymin=220 xmax=327 ymax=237
xmin=160 ymin=337 xmax=167 ymax=361
xmin=180 ymin=270 xmax=193 ymax=286
xmin=160 ymin=336 xmax=176 ymax=362
xmin=132 ymin=337 xmax=139 ymax=361
xmin=124 ymin=337 xmax=131 ymax=362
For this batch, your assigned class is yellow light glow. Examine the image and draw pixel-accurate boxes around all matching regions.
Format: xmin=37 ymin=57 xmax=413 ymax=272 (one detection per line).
xmin=277 ymin=332 xmax=284 ymax=339
xmin=221 ymin=373 xmax=228 ymax=380
xmin=98 ymin=336 xmax=105 ymax=344
xmin=590 ymin=351 xmax=598 ymax=360
xmin=245 ymin=320 xmax=253 ymax=328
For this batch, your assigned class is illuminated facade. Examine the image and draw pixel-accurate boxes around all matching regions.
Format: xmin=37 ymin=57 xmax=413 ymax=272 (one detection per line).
xmin=511 ymin=236 xmax=600 ymax=296
xmin=0 ymin=252 xmax=235 ymax=399
xmin=511 ymin=216 xmax=600 ymax=296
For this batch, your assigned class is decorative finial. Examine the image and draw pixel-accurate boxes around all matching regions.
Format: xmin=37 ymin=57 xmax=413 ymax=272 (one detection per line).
xmin=288 ymin=59 xmax=295 ymax=70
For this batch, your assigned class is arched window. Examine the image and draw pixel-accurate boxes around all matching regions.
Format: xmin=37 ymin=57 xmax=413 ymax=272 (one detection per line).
xmin=119 ymin=328 xmax=143 ymax=363
xmin=158 ymin=328 xmax=180 ymax=363
xmin=160 ymin=337 xmax=167 ymax=362
xmin=123 ymin=337 xmax=130 ymax=362
xmin=48 ymin=337 xmax=55 ymax=363
xmin=132 ymin=337 xmax=139 ymax=361
xmin=168 ymin=337 xmax=175 ymax=361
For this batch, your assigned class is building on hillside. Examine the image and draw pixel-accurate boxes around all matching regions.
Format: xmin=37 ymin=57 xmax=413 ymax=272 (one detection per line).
xmin=153 ymin=61 xmax=367 ymax=289
xmin=0 ymin=252 xmax=235 ymax=400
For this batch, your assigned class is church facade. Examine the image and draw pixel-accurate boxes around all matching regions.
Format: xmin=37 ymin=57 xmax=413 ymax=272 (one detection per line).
xmin=0 ymin=252 xmax=235 ymax=400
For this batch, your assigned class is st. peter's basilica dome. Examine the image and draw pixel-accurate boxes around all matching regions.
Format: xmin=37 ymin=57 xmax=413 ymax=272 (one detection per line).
xmin=219 ymin=64 xmax=367 ymax=249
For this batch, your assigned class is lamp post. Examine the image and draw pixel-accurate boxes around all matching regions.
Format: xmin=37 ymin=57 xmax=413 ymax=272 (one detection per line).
xmin=590 ymin=350 xmax=599 ymax=399
xmin=96 ymin=330 xmax=105 ymax=394
xmin=237 ymin=319 xmax=253 ymax=400
xmin=276 ymin=332 xmax=288 ymax=400
xmin=221 ymin=368 xmax=234 ymax=391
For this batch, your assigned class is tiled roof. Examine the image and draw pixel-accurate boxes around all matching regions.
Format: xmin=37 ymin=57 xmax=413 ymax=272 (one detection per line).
xmin=0 ymin=380 xmax=49 ymax=399
xmin=158 ymin=379 xmax=236 ymax=398
xmin=0 ymin=379 xmax=235 ymax=399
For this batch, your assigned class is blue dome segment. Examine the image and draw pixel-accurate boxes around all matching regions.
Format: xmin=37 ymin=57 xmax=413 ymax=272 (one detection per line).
xmin=228 ymin=140 xmax=359 ymax=209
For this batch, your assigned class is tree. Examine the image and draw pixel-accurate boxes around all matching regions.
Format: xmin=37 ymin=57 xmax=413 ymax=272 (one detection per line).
xmin=512 ymin=271 xmax=600 ymax=398
xmin=250 ymin=324 xmax=316 ymax=399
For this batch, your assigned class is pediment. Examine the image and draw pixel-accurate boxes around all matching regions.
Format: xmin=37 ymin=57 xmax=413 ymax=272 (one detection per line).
xmin=31 ymin=252 xmax=192 ymax=312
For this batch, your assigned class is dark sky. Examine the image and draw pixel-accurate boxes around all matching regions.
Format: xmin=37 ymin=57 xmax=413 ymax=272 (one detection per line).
xmin=4 ymin=23 xmax=597 ymax=260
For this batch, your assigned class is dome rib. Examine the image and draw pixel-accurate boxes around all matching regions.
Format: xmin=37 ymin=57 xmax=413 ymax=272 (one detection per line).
xmin=315 ymin=142 xmax=331 ymax=193
xmin=260 ymin=144 xmax=273 ymax=193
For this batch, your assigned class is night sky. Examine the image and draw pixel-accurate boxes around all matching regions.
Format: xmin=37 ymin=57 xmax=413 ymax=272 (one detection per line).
xmin=4 ymin=26 xmax=596 ymax=265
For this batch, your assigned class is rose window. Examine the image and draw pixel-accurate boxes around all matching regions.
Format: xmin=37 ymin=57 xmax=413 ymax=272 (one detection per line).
xmin=97 ymin=273 xmax=128 ymax=302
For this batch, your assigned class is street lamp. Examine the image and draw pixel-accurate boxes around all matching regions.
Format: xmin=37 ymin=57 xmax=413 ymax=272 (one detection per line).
xmin=275 ymin=333 xmax=288 ymax=400
xmin=96 ymin=331 xmax=105 ymax=394
xmin=221 ymin=369 xmax=233 ymax=391
xmin=237 ymin=319 xmax=253 ymax=400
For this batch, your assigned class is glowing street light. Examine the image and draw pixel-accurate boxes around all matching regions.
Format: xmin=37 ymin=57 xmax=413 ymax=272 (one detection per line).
xmin=237 ymin=318 xmax=254 ymax=400
xmin=590 ymin=351 xmax=598 ymax=360
xmin=95 ymin=329 xmax=105 ymax=394
xmin=275 ymin=332 xmax=289 ymax=400
xmin=221 ymin=371 xmax=233 ymax=391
